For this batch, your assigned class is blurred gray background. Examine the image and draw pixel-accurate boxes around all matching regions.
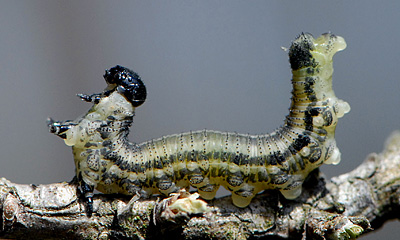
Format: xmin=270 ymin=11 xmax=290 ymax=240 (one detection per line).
xmin=0 ymin=1 xmax=399 ymax=238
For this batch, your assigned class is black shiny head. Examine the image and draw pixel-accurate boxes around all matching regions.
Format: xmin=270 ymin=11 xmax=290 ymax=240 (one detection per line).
xmin=104 ymin=65 xmax=147 ymax=107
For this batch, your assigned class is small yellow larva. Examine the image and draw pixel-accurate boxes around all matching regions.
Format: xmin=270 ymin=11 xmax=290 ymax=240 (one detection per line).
xmin=48 ymin=33 xmax=350 ymax=216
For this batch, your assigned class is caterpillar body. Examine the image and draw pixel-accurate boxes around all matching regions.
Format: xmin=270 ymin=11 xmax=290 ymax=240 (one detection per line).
xmin=48 ymin=33 xmax=350 ymax=215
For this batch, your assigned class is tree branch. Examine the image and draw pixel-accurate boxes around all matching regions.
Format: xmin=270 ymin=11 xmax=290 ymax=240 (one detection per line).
xmin=2 ymin=131 xmax=400 ymax=239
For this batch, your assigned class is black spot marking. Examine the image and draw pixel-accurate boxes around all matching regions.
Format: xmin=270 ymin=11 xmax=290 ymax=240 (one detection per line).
xmin=308 ymin=148 xmax=322 ymax=163
xmin=100 ymin=131 xmax=111 ymax=139
xmin=86 ymin=154 xmax=100 ymax=171
xmin=199 ymin=184 xmax=217 ymax=192
xmin=257 ymin=169 xmax=269 ymax=182
xmin=189 ymin=174 xmax=204 ymax=185
xmin=227 ymin=172 xmax=244 ymax=187
xmin=292 ymin=135 xmax=311 ymax=151
xmin=323 ymin=110 xmax=333 ymax=126
xmin=289 ymin=33 xmax=316 ymax=70
xmin=84 ymin=142 xmax=98 ymax=148
xmin=156 ymin=175 xmax=173 ymax=190
xmin=270 ymin=171 xmax=289 ymax=185
xmin=234 ymin=186 xmax=254 ymax=198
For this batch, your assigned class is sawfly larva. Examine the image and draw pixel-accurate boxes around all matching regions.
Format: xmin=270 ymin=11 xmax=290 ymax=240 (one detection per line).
xmin=48 ymin=33 xmax=350 ymax=216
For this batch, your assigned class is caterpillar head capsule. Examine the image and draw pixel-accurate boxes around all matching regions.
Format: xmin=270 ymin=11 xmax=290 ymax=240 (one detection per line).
xmin=104 ymin=65 xmax=147 ymax=107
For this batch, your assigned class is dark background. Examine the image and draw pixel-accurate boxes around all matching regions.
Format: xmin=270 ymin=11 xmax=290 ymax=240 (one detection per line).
xmin=0 ymin=1 xmax=399 ymax=238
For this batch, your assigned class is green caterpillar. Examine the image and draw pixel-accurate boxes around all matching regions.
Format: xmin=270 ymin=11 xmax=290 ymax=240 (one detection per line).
xmin=48 ymin=33 xmax=350 ymax=215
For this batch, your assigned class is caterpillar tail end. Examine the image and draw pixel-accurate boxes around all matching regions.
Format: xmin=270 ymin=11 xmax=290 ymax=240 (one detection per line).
xmin=315 ymin=33 xmax=347 ymax=57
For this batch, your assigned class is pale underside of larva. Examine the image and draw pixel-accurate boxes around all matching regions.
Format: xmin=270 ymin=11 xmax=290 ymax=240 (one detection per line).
xmin=49 ymin=33 xmax=350 ymax=210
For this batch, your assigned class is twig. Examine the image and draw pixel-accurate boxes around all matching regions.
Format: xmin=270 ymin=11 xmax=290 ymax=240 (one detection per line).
xmin=2 ymin=131 xmax=400 ymax=239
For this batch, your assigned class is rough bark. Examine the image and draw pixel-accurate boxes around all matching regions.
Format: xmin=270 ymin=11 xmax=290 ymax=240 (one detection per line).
xmin=2 ymin=131 xmax=400 ymax=240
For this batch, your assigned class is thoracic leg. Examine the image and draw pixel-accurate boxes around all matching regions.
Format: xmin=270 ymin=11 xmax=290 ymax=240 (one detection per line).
xmin=77 ymin=93 xmax=102 ymax=104
xmin=80 ymin=180 xmax=94 ymax=217
xmin=47 ymin=118 xmax=76 ymax=139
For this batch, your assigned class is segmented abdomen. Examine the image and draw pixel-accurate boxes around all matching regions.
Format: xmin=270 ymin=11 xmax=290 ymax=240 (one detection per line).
xmin=84 ymin=124 xmax=325 ymax=207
